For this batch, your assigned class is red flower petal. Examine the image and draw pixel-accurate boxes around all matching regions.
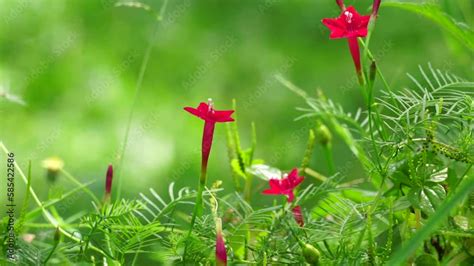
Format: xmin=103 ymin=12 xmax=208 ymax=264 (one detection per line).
xmin=213 ymin=110 xmax=235 ymax=122
xmin=184 ymin=106 xmax=202 ymax=118
xmin=184 ymin=102 xmax=234 ymax=123
xmin=322 ymin=6 xmax=370 ymax=39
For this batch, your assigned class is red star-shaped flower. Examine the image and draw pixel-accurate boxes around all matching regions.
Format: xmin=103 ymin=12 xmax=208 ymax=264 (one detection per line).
xmin=184 ymin=101 xmax=234 ymax=123
xmin=322 ymin=6 xmax=370 ymax=39
xmin=262 ymin=168 xmax=304 ymax=202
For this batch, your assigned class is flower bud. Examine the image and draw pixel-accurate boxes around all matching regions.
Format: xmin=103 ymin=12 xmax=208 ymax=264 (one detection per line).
xmin=302 ymin=243 xmax=320 ymax=265
xmin=315 ymin=122 xmax=332 ymax=147
xmin=215 ymin=218 xmax=227 ymax=266
xmin=42 ymin=157 xmax=64 ymax=183
xmin=292 ymin=206 xmax=304 ymax=227
xmin=369 ymin=60 xmax=377 ymax=84
xmin=336 ymin=0 xmax=345 ymax=10
xmin=104 ymin=164 xmax=113 ymax=203
xmin=372 ymin=0 xmax=382 ymax=17
xmin=54 ymin=227 xmax=61 ymax=243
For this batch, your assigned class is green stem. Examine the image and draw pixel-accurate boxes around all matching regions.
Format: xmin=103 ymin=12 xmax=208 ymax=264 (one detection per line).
xmin=244 ymin=174 xmax=253 ymax=203
xmin=116 ymin=13 xmax=166 ymax=200
xmin=183 ymin=169 xmax=206 ymax=262
xmin=43 ymin=241 xmax=59 ymax=264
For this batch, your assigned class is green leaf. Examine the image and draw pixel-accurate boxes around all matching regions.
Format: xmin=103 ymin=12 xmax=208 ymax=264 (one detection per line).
xmin=383 ymin=1 xmax=474 ymax=51
xmin=231 ymin=159 xmax=247 ymax=179
xmin=408 ymin=184 xmax=446 ymax=215
xmin=428 ymin=167 xmax=448 ymax=182
xmin=341 ymin=188 xmax=377 ymax=203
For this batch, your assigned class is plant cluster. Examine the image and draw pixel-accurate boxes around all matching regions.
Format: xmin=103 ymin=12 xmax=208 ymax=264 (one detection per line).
xmin=1 ymin=0 xmax=473 ymax=265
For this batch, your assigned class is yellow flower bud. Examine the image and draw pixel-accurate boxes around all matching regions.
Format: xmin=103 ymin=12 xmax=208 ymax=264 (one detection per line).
xmin=41 ymin=157 xmax=64 ymax=183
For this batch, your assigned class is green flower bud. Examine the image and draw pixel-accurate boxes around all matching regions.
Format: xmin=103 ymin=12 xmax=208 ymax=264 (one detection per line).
xmin=369 ymin=60 xmax=377 ymax=84
xmin=302 ymin=243 xmax=320 ymax=265
xmin=315 ymin=122 xmax=332 ymax=147
xmin=54 ymin=227 xmax=61 ymax=243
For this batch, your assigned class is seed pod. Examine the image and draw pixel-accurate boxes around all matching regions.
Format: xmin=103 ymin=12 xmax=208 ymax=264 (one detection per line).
xmin=302 ymin=243 xmax=320 ymax=265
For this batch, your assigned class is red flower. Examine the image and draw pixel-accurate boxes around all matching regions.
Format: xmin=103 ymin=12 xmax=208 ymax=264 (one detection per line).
xmin=322 ymin=6 xmax=370 ymax=78
xmin=322 ymin=6 xmax=370 ymax=39
xmin=215 ymin=218 xmax=227 ymax=266
xmin=104 ymin=164 xmax=113 ymax=203
xmin=185 ymin=99 xmax=234 ymax=174
xmin=185 ymin=99 xmax=234 ymax=221
xmin=262 ymin=168 xmax=305 ymax=226
xmin=262 ymin=168 xmax=304 ymax=202
xmin=184 ymin=101 xmax=234 ymax=123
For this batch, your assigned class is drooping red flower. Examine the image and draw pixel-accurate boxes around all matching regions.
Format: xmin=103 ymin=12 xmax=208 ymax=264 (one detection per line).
xmin=322 ymin=6 xmax=370 ymax=39
xmin=104 ymin=164 xmax=113 ymax=202
xmin=262 ymin=168 xmax=304 ymax=202
xmin=215 ymin=218 xmax=227 ymax=266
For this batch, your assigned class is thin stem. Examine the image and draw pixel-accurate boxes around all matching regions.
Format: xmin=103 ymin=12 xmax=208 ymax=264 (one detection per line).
xmin=116 ymin=20 xmax=162 ymax=200
xmin=244 ymin=174 xmax=253 ymax=203
xmin=359 ymin=39 xmax=398 ymax=109
xmin=43 ymin=241 xmax=59 ymax=264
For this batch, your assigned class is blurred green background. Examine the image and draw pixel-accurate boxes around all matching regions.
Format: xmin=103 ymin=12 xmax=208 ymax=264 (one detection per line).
xmin=0 ymin=0 xmax=472 ymax=209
